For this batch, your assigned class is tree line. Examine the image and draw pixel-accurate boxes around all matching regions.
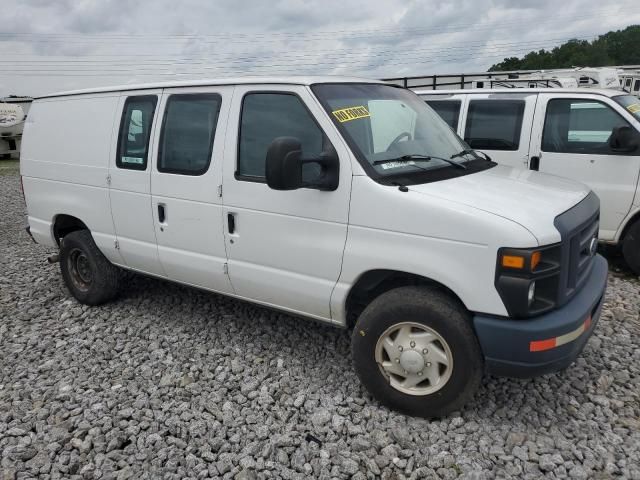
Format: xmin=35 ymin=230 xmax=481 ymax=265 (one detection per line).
xmin=489 ymin=25 xmax=640 ymax=71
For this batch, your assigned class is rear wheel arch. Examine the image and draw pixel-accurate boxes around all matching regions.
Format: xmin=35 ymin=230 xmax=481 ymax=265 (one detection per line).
xmin=52 ymin=214 xmax=89 ymax=246
xmin=344 ymin=269 xmax=469 ymax=328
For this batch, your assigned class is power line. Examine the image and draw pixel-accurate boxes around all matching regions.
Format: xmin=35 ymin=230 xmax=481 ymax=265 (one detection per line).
xmin=0 ymin=35 xmax=598 ymax=69
xmin=0 ymin=47 xmax=567 ymax=77
xmin=0 ymin=9 xmax=631 ymax=47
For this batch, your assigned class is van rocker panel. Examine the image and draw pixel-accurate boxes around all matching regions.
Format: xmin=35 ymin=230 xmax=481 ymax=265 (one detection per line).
xmin=473 ymin=254 xmax=608 ymax=378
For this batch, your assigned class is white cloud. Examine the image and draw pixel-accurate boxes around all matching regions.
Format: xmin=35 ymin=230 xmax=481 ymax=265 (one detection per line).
xmin=0 ymin=0 xmax=639 ymax=96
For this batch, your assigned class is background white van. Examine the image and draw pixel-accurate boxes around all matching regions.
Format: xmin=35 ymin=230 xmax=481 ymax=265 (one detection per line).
xmin=418 ymin=88 xmax=640 ymax=274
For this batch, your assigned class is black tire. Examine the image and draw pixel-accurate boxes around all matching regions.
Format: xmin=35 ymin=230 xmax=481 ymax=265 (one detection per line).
xmin=351 ymin=286 xmax=483 ymax=418
xmin=622 ymin=220 xmax=640 ymax=276
xmin=59 ymin=230 xmax=120 ymax=305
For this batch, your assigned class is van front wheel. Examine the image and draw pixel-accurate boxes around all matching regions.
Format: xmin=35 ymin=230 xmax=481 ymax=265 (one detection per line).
xmin=351 ymin=286 xmax=483 ymax=418
xmin=622 ymin=220 xmax=640 ymax=276
xmin=59 ymin=230 xmax=120 ymax=305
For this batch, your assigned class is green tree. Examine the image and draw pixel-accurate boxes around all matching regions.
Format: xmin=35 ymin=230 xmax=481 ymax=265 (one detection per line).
xmin=489 ymin=25 xmax=640 ymax=71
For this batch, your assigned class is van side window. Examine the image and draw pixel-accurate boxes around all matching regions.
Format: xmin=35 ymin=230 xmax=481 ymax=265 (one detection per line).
xmin=158 ymin=94 xmax=221 ymax=175
xmin=464 ymin=100 xmax=525 ymax=151
xmin=542 ymin=99 xmax=631 ymax=155
xmin=634 ymin=80 xmax=640 ymax=93
xmin=425 ymin=100 xmax=461 ymax=130
xmin=117 ymin=96 xmax=157 ymax=170
xmin=238 ymin=93 xmax=325 ymax=181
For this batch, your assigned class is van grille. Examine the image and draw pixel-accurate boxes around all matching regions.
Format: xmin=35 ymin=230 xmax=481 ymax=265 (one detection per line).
xmin=553 ymin=192 xmax=600 ymax=307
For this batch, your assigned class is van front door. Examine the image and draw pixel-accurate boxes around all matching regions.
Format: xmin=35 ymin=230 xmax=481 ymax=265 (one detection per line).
xmin=221 ymin=85 xmax=352 ymax=321
xmin=461 ymin=92 xmax=538 ymax=169
xmin=530 ymin=94 xmax=640 ymax=240
xmin=149 ymin=87 xmax=233 ymax=294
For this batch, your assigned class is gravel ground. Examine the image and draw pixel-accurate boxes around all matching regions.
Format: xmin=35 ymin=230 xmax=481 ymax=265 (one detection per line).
xmin=1 ymin=166 xmax=639 ymax=480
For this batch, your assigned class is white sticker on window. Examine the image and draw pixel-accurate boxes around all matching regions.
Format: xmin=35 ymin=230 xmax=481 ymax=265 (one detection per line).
xmin=380 ymin=161 xmax=415 ymax=170
xmin=122 ymin=156 xmax=144 ymax=165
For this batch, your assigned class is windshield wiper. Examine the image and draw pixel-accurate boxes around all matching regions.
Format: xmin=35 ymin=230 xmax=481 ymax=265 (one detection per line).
xmin=373 ymin=154 xmax=467 ymax=170
xmin=450 ymin=149 xmax=476 ymax=159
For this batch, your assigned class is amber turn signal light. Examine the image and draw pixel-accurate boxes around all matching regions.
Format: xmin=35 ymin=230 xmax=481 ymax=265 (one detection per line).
xmin=531 ymin=251 xmax=541 ymax=270
xmin=501 ymin=254 xmax=525 ymax=269
xmin=501 ymin=251 xmax=542 ymax=270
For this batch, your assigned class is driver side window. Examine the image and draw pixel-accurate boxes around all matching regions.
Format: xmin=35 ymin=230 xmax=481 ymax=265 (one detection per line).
xmin=542 ymin=99 xmax=631 ymax=155
xmin=237 ymin=92 xmax=328 ymax=182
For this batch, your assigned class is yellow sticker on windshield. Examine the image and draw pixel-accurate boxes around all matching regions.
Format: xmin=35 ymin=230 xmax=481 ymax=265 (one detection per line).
xmin=627 ymin=103 xmax=640 ymax=114
xmin=332 ymin=106 xmax=370 ymax=123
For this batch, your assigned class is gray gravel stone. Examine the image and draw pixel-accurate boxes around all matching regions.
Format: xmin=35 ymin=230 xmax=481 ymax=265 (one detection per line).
xmin=1 ymin=168 xmax=639 ymax=479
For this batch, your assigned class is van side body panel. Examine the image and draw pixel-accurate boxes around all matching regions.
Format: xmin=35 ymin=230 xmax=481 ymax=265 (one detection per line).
xmin=20 ymin=94 xmax=122 ymax=263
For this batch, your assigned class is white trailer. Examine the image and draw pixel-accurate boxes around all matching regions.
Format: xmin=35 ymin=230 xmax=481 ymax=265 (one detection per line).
xmin=0 ymin=96 xmax=33 ymax=160
xmin=620 ymin=71 xmax=640 ymax=97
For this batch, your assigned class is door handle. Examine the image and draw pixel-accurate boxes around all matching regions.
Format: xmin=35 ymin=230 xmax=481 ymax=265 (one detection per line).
xmin=158 ymin=203 xmax=166 ymax=223
xmin=530 ymin=156 xmax=540 ymax=171
xmin=227 ymin=213 xmax=236 ymax=234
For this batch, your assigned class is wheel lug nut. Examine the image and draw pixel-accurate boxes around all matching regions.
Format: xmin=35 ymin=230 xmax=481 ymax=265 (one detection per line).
xmin=410 ymin=341 xmax=416 ymax=348
xmin=422 ymin=348 xmax=428 ymax=354
xmin=426 ymin=362 xmax=432 ymax=367
xmin=398 ymin=346 xmax=403 ymax=351
xmin=395 ymin=358 xmax=400 ymax=363
xmin=418 ymin=371 xmax=422 ymax=376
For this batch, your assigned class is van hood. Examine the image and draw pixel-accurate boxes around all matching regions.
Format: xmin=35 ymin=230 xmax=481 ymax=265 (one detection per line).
xmin=406 ymin=164 xmax=591 ymax=245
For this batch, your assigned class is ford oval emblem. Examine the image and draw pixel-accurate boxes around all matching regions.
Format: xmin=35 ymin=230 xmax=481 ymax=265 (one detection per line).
xmin=589 ymin=237 xmax=598 ymax=256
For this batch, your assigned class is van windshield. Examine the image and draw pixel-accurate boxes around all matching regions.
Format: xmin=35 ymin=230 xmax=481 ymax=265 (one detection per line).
xmin=312 ymin=83 xmax=495 ymax=184
xmin=613 ymin=95 xmax=640 ymax=122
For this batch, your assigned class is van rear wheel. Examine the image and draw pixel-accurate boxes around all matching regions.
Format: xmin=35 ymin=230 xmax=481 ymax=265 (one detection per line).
xmin=351 ymin=286 xmax=483 ymax=418
xmin=622 ymin=220 xmax=640 ymax=276
xmin=60 ymin=230 xmax=120 ymax=305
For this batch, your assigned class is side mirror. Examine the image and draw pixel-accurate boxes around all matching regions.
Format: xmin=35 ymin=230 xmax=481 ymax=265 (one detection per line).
xmin=265 ymin=137 xmax=339 ymax=191
xmin=609 ymin=126 xmax=638 ymax=153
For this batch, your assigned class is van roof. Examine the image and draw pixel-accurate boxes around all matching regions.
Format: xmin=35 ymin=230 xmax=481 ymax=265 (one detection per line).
xmin=37 ymin=76 xmax=386 ymax=99
xmin=413 ymin=87 xmax=627 ymax=97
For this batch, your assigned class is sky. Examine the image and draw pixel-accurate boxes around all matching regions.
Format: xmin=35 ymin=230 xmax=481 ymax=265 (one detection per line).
xmin=1 ymin=0 xmax=640 ymax=97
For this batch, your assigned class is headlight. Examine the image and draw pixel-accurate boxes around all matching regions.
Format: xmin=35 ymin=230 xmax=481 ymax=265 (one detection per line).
xmin=496 ymin=245 xmax=561 ymax=318
xmin=528 ymin=282 xmax=536 ymax=307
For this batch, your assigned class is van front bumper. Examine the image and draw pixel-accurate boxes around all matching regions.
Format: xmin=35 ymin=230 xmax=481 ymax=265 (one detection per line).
xmin=473 ymin=254 xmax=608 ymax=378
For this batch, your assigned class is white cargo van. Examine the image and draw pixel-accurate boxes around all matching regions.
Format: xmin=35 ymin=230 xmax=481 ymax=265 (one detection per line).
xmin=21 ymin=77 xmax=608 ymax=417
xmin=419 ymin=88 xmax=640 ymax=275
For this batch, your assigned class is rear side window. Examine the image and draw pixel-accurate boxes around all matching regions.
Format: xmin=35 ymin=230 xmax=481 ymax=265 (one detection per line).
xmin=464 ymin=100 xmax=525 ymax=151
xmin=634 ymin=80 xmax=640 ymax=93
xmin=542 ymin=98 xmax=630 ymax=154
xmin=117 ymin=96 xmax=157 ymax=170
xmin=238 ymin=93 xmax=325 ymax=180
xmin=425 ymin=100 xmax=461 ymax=130
xmin=158 ymin=94 xmax=222 ymax=175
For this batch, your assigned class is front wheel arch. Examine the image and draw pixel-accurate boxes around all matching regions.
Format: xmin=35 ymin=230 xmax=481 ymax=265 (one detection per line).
xmin=344 ymin=269 xmax=469 ymax=329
